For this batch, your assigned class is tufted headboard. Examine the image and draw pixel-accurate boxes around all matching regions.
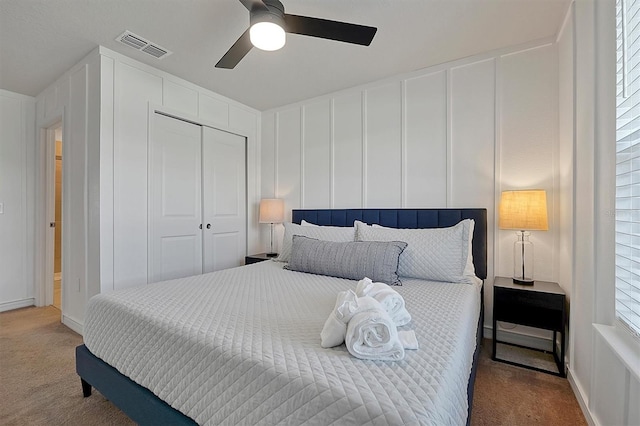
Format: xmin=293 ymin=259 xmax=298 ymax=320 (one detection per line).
xmin=291 ymin=208 xmax=487 ymax=280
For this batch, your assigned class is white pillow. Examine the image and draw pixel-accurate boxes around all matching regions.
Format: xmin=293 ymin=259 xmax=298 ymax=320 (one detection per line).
xmin=277 ymin=222 xmax=355 ymax=262
xmin=355 ymin=219 xmax=476 ymax=283
xmin=301 ymin=220 xmax=318 ymax=226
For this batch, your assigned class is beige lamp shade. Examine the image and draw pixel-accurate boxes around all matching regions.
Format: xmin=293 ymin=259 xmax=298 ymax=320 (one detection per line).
xmin=259 ymin=198 xmax=284 ymax=224
xmin=499 ymin=190 xmax=549 ymax=230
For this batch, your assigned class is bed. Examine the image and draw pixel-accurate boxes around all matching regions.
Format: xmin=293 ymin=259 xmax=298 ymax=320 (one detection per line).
xmin=76 ymin=208 xmax=487 ymax=425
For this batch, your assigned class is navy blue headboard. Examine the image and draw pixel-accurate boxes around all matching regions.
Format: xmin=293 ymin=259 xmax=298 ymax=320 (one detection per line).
xmin=292 ymin=208 xmax=487 ymax=280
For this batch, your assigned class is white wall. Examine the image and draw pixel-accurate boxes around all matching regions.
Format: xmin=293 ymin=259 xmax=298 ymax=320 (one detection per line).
xmin=564 ymin=1 xmax=640 ymax=425
xmin=0 ymin=90 xmax=35 ymax=312
xmin=32 ymin=46 xmax=260 ymax=332
xmin=261 ymin=39 xmax=560 ymax=336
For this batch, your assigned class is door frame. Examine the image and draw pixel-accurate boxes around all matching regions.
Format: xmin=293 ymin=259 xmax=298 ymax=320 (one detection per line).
xmin=35 ymin=112 xmax=65 ymax=311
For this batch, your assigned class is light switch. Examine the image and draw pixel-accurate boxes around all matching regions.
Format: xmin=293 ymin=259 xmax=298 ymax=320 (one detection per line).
xmin=0 ymin=203 xmax=3 ymax=214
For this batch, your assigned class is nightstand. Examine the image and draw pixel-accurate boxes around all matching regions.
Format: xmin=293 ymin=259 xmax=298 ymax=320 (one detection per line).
xmin=492 ymin=276 xmax=567 ymax=377
xmin=244 ymin=253 xmax=276 ymax=265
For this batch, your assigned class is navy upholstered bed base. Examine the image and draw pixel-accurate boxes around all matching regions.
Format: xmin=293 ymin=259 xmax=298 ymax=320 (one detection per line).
xmin=76 ymin=344 xmax=197 ymax=425
xmin=77 ymin=208 xmax=487 ymax=426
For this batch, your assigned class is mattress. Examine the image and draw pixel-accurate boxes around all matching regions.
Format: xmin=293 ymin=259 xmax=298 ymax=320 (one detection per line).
xmin=83 ymin=260 xmax=481 ymax=425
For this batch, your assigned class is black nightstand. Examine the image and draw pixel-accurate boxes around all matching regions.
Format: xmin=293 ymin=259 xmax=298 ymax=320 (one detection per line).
xmin=492 ymin=276 xmax=567 ymax=377
xmin=245 ymin=253 xmax=276 ymax=265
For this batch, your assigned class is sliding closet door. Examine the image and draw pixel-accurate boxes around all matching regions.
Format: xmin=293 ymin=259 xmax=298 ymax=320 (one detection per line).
xmin=149 ymin=113 xmax=203 ymax=282
xmin=202 ymin=127 xmax=246 ymax=273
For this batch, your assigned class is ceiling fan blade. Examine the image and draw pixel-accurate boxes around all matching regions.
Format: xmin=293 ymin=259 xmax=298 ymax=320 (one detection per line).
xmin=215 ymin=29 xmax=253 ymax=69
xmin=284 ymin=14 xmax=377 ymax=46
xmin=237 ymin=0 xmax=269 ymax=13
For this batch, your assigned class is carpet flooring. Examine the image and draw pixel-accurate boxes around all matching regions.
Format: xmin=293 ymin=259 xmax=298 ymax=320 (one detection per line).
xmin=0 ymin=306 xmax=587 ymax=425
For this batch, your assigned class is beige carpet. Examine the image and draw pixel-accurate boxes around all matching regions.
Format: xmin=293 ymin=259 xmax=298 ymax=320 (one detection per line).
xmin=0 ymin=306 xmax=133 ymax=426
xmin=471 ymin=342 xmax=586 ymax=426
xmin=1 ymin=306 xmax=586 ymax=426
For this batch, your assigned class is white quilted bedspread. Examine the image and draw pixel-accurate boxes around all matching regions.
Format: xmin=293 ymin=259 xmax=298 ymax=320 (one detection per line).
xmin=84 ymin=261 xmax=480 ymax=426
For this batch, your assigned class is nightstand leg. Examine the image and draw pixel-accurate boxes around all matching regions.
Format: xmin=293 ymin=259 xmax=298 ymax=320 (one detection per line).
xmin=492 ymin=317 xmax=497 ymax=360
xmin=560 ymin=329 xmax=566 ymax=377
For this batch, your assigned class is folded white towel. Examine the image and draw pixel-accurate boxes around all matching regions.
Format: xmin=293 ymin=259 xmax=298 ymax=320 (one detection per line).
xmin=356 ymin=277 xmax=412 ymax=326
xmin=321 ymin=290 xmax=356 ymax=348
xmin=398 ymin=330 xmax=419 ymax=350
xmin=345 ymin=296 xmax=405 ymax=361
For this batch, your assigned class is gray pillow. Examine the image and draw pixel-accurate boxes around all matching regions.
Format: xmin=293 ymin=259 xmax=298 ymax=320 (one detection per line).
xmin=284 ymin=235 xmax=407 ymax=285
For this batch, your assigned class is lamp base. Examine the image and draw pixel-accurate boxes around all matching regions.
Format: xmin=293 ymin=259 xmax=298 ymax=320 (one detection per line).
xmin=266 ymin=252 xmax=279 ymax=257
xmin=512 ymin=277 xmax=534 ymax=285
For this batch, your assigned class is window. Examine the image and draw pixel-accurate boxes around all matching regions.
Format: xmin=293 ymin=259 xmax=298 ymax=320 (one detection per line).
xmin=615 ymin=0 xmax=640 ymax=336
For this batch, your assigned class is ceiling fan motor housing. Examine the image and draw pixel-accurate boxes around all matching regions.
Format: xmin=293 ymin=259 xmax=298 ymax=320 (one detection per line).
xmin=250 ymin=0 xmax=286 ymax=30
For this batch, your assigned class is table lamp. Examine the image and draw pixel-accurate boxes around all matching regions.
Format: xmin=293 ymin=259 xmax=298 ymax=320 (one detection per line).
xmin=259 ymin=198 xmax=284 ymax=257
xmin=499 ymin=190 xmax=549 ymax=284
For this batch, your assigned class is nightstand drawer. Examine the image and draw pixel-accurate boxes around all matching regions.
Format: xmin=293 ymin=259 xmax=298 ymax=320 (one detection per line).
xmin=494 ymin=304 xmax=564 ymax=331
xmin=495 ymin=287 xmax=564 ymax=311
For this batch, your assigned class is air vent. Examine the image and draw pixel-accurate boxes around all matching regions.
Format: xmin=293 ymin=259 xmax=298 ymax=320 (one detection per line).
xmin=141 ymin=44 xmax=169 ymax=59
xmin=115 ymin=31 xmax=172 ymax=59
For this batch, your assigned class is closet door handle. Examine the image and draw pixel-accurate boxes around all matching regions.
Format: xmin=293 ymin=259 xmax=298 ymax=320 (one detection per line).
xmin=206 ymin=224 xmax=211 ymax=229
xmin=199 ymin=224 xmax=203 ymax=230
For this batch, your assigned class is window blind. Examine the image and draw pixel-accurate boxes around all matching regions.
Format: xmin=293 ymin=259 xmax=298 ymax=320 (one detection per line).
xmin=616 ymin=0 xmax=640 ymax=337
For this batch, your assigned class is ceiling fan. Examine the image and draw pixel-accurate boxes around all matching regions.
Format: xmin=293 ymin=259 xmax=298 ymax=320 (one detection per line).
xmin=216 ymin=0 xmax=377 ymax=69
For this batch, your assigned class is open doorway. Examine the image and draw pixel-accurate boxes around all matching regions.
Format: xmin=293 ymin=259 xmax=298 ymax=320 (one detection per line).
xmin=45 ymin=123 xmax=63 ymax=310
xmin=52 ymin=132 xmax=62 ymax=309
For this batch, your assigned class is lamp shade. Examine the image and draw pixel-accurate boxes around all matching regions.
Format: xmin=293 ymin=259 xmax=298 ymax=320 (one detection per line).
xmin=499 ymin=190 xmax=549 ymax=231
xmin=259 ymin=198 xmax=284 ymax=224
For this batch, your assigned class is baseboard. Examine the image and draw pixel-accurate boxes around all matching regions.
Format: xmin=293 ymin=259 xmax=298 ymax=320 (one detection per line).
xmin=62 ymin=314 xmax=84 ymax=336
xmin=483 ymin=324 xmax=553 ymax=351
xmin=568 ymin=367 xmax=598 ymax=426
xmin=0 ymin=298 xmax=35 ymax=312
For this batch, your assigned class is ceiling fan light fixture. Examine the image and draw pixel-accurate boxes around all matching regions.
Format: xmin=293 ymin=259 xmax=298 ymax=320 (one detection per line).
xmin=215 ymin=0 xmax=377 ymax=69
xmin=250 ymin=21 xmax=286 ymax=51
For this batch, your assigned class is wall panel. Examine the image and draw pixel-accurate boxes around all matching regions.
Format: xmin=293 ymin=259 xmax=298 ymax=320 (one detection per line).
xmin=86 ymin=55 xmax=103 ymax=303
xmin=498 ymin=45 xmax=557 ymax=281
xmin=629 ymin=376 xmax=640 ymax=426
xmin=333 ymin=92 xmax=363 ymax=208
xmin=163 ymin=80 xmax=198 ymax=116
xmin=0 ymin=91 xmax=33 ymax=310
xmin=43 ymin=85 xmax=59 ymax=120
xmin=302 ymin=99 xmax=331 ymax=208
xmin=449 ymin=59 xmax=495 ymax=208
xmin=449 ymin=59 xmax=497 ymax=303
xmin=365 ymin=82 xmax=402 ymax=207
xmin=199 ymin=93 xmax=229 ymax=128
xmin=592 ymin=332 xmax=627 ymax=426
xmin=276 ymin=108 xmax=302 ymax=221
xmin=405 ymin=71 xmax=447 ymax=207
xmin=99 ymin=56 xmax=115 ymax=294
xmin=230 ymin=105 xmax=257 ymax=135
xmin=0 ymin=95 xmax=24 ymax=299
xmin=113 ymin=62 xmax=162 ymax=288
xmin=261 ymin=112 xmax=276 ymax=198
xmin=66 ymin=65 xmax=89 ymax=319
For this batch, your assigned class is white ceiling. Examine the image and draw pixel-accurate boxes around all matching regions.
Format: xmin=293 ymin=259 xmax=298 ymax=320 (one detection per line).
xmin=0 ymin=0 xmax=570 ymax=111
